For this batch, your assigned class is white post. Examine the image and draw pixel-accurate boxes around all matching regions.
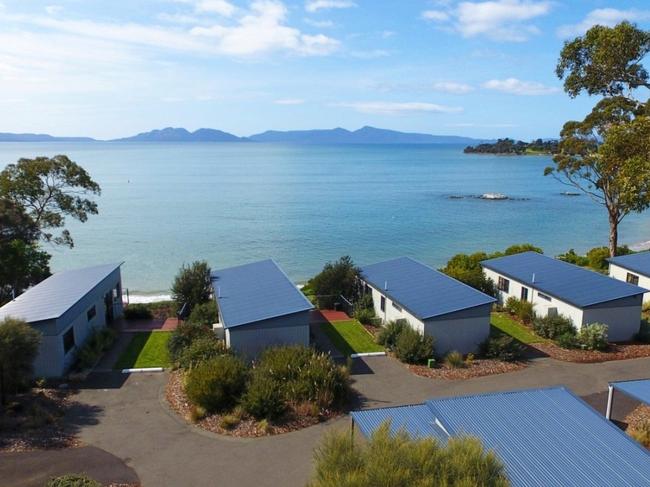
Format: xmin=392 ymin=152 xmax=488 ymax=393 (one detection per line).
xmin=606 ymin=385 xmax=614 ymax=420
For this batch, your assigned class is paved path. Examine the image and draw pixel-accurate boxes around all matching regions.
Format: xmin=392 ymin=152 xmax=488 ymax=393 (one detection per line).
xmin=52 ymin=355 xmax=650 ymax=487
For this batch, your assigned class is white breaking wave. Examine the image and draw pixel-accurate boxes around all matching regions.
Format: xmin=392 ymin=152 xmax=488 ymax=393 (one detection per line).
xmin=124 ymin=293 xmax=171 ymax=304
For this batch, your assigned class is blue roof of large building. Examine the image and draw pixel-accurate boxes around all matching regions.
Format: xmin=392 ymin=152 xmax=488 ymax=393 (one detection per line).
xmin=481 ymin=251 xmax=646 ymax=308
xmin=360 ymin=257 xmax=495 ymax=320
xmin=611 ymin=378 xmax=650 ymax=406
xmin=608 ymin=251 xmax=650 ymax=276
xmin=211 ymin=259 xmax=313 ymax=328
xmin=0 ymin=263 xmax=122 ymax=323
xmin=351 ymin=386 xmax=650 ymax=487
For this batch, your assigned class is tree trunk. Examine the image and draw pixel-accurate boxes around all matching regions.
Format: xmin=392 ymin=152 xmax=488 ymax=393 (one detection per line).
xmin=608 ymin=210 xmax=619 ymax=257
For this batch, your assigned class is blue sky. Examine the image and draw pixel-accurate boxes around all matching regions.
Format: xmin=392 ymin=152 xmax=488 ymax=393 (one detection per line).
xmin=1 ymin=0 xmax=649 ymax=139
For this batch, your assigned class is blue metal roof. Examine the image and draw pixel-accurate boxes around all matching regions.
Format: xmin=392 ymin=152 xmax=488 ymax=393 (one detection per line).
xmin=211 ymin=259 xmax=313 ymax=328
xmin=351 ymin=404 xmax=448 ymax=441
xmin=608 ymin=252 xmax=650 ymax=277
xmin=481 ymin=251 xmax=646 ymax=308
xmin=0 ymin=263 xmax=122 ymax=323
xmin=611 ymin=378 xmax=650 ymax=405
xmin=351 ymin=386 xmax=650 ymax=487
xmin=360 ymin=257 xmax=495 ymax=320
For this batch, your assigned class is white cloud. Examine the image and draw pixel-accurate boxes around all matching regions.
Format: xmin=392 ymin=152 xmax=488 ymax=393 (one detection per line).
xmin=349 ymin=49 xmax=390 ymax=59
xmin=304 ymin=18 xmax=334 ymax=28
xmin=335 ymin=101 xmax=463 ymax=115
xmin=45 ymin=5 xmax=63 ymax=15
xmin=422 ymin=0 xmax=552 ymax=42
xmin=274 ymin=98 xmax=305 ymax=104
xmin=305 ymin=0 xmax=356 ymax=13
xmin=195 ymin=0 xmax=236 ymax=16
xmin=431 ymin=81 xmax=474 ymax=94
xmin=482 ymin=78 xmax=559 ymax=95
xmin=557 ymin=9 xmax=650 ymax=38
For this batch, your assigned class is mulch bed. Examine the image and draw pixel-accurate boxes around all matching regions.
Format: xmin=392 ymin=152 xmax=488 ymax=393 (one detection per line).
xmin=165 ymin=370 xmax=341 ymax=437
xmin=626 ymin=404 xmax=650 ymax=429
xmin=530 ymin=342 xmax=650 ymax=363
xmin=408 ymin=359 xmax=526 ymax=380
xmin=0 ymin=388 xmax=81 ymax=452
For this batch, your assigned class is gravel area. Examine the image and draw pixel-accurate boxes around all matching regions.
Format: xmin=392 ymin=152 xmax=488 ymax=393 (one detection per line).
xmin=407 ymin=359 xmax=526 ymax=380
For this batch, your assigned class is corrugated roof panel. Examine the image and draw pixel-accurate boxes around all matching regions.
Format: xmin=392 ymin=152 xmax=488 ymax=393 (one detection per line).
xmin=0 ymin=263 xmax=122 ymax=323
xmin=609 ymin=252 xmax=650 ymax=277
xmin=211 ymin=259 xmax=313 ymax=328
xmin=481 ymin=252 xmax=646 ymax=308
xmin=360 ymin=257 xmax=495 ymax=320
xmin=351 ymin=404 xmax=447 ymax=441
xmin=611 ymin=378 xmax=650 ymax=405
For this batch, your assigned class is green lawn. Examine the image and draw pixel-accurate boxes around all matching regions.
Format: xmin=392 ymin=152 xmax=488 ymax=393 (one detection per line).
xmin=490 ymin=312 xmax=546 ymax=344
xmin=321 ymin=319 xmax=384 ymax=356
xmin=115 ymin=331 xmax=172 ymax=369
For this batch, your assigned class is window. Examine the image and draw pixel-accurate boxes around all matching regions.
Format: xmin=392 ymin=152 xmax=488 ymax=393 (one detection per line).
xmin=63 ymin=327 xmax=75 ymax=354
xmin=497 ymin=276 xmax=510 ymax=293
xmin=87 ymin=305 xmax=96 ymax=321
xmin=380 ymin=296 xmax=386 ymax=312
xmin=392 ymin=301 xmax=402 ymax=312
xmin=520 ymin=287 xmax=529 ymax=301
xmin=627 ymin=273 xmax=640 ymax=285
xmin=113 ymin=282 xmax=121 ymax=301
xmin=538 ymin=292 xmax=552 ymax=302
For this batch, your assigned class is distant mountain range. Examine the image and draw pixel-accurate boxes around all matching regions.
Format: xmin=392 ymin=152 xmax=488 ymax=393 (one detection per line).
xmin=0 ymin=126 xmax=491 ymax=144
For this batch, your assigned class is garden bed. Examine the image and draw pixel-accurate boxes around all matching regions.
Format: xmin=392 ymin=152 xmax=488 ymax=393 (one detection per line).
xmin=407 ymin=359 xmax=525 ymax=380
xmin=0 ymin=388 xmax=81 ymax=452
xmin=165 ymin=371 xmax=341 ymax=437
xmin=530 ymin=342 xmax=650 ymax=363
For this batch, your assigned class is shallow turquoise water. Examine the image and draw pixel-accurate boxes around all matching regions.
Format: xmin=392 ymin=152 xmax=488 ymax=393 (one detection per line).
xmin=2 ymin=142 xmax=649 ymax=294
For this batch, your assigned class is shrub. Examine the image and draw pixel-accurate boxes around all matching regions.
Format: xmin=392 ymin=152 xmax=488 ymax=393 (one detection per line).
xmin=577 ymin=323 xmax=608 ymax=351
xmin=586 ymin=246 xmax=632 ymax=271
xmin=177 ymin=335 xmax=228 ymax=369
xmin=185 ymin=355 xmax=247 ymax=413
xmin=376 ymin=319 xmax=406 ymax=349
xmin=309 ymin=422 xmax=509 ymax=487
xmin=187 ymin=301 xmax=218 ymax=326
xmin=307 ymin=256 xmax=362 ymax=308
xmin=0 ymin=317 xmax=41 ymax=404
xmin=171 ymin=261 xmax=212 ymax=314
xmin=516 ymin=300 xmax=535 ymax=324
xmin=444 ymin=350 xmax=466 ymax=368
xmin=634 ymin=320 xmax=650 ymax=343
xmin=533 ymin=314 xmax=576 ymax=340
xmin=123 ymin=303 xmax=153 ymax=320
xmin=241 ymin=374 xmax=286 ymax=419
xmin=354 ymin=307 xmax=375 ymax=325
xmin=76 ymin=327 xmax=117 ymax=370
xmin=220 ymin=414 xmax=241 ymax=430
xmin=480 ymin=335 xmax=524 ymax=362
xmin=629 ymin=419 xmax=650 ymax=448
xmin=189 ymin=404 xmax=207 ymax=423
xmin=168 ymin=321 xmax=214 ymax=363
xmin=556 ymin=332 xmax=578 ymax=349
xmin=504 ymin=296 xmax=521 ymax=315
xmin=45 ymin=475 xmax=101 ymax=487
xmin=394 ymin=326 xmax=434 ymax=364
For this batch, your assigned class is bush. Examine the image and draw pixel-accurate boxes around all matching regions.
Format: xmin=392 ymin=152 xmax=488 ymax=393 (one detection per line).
xmin=587 ymin=246 xmax=632 ymax=271
xmin=577 ymin=323 xmax=608 ymax=351
xmin=168 ymin=321 xmax=214 ymax=363
xmin=307 ymin=256 xmax=362 ymax=308
xmin=634 ymin=320 xmax=650 ymax=343
xmin=444 ymin=350 xmax=466 ymax=368
xmin=187 ymin=301 xmax=218 ymax=326
xmin=516 ymin=300 xmax=535 ymax=324
xmin=394 ymin=326 xmax=434 ymax=364
xmin=241 ymin=374 xmax=286 ymax=419
xmin=45 ymin=475 xmax=101 ymax=487
xmin=629 ymin=419 xmax=650 ymax=448
xmin=0 ymin=317 xmax=41 ymax=403
xmin=354 ymin=307 xmax=375 ymax=326
xmin=123 ymin=303 xmax=153 ymax=320
xmin=556 ymin=332 xmax=578 ymax=349
xmin=171 ymin=261 xmax=212 ymax=314
xmin=480 ymin=335 xmax=524 ymax=361
xmin=558 ymin=249 xmax=589 ymax=267
xmin=185 ymin=355 xmax=247 ymax=413
xmin=177 ymin=335 xmax=228 ymax=369
xmin=220 ymin=414 xmax=241 ymax=430
xmin=504 ymin=296 xmax=521 ymax=315
xmin=533 ymin=314 xmax=576 ymax=340
xmin=75 ymin=327 xmax=117 ymax=370
xmin=376 ymin=320 xmax=406 ymax=349
xmin=309 ymin=422 xmax=509 ymax=487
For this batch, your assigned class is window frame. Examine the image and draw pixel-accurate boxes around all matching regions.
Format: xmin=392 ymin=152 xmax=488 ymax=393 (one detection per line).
xmin=538 ymin=292 xmax=552 ymax=302
xmin=87 ymin=305 xmax=97 ymax=322
xmin=380 ymin=296 xmax=386 ymax=312
xmin=392 ymin=301 xmax=402 ymax=312
xmin=497 ymin=276 xmax=510 ymax=293
xmin=63 ymin=327 xmax=75 ymax=355
xmin=520 ymin=287 xmax=529 ymax=301
xmin=626 ymin=273 xmax=640 ymax=285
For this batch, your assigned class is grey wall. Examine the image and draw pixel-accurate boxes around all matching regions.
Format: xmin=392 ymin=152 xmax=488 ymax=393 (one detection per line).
xmin=582 ymin=295 xmax=642 ymax=342
xmin=226 ymin=310 xmax=310 ymax=359
xmin=423 ymin=304 xmax=492 ymax=356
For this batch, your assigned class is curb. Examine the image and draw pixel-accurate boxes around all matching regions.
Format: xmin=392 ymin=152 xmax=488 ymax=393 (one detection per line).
xmin=122 ymin=367 xmax=165 ymax=373
xmin=350 ymin=352 xmax=386 ymax=358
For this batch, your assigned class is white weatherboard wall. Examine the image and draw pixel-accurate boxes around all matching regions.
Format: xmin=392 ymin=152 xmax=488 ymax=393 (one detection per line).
xmin=609 ymin=263 xmax=650 ymax=304
xmin=367 ymin=284 xmax=425 ymax=333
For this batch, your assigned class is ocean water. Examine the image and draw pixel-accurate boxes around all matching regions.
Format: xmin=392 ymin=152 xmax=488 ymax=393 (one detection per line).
xmin=2 ymin=142 xmax=649 ymax=296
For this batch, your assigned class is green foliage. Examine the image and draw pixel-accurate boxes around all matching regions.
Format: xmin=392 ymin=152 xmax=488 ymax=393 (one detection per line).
xmin=171 ymin=261 xmax=212 ymax=313
xmin=444 ymin=350 xmax=466 ymax=368
xmin=0 ymin=155 xmax=101 ymax=248
xmin=394 ymin=326 xmax=434 ymax=364
xmin=558 ymin=249 xmax=589 ymax=267
xmin=185 ymin=355 xmax=248 ymax=413
xmin=177 ymin=335 xmax=228 ymax=369
xmin=480 ymin=335 xmax=524 ymax=362
xmin=353 ymin=307 xmax=375 ymax=325
xmin=464 ymin=138 xmax=558 ymax=155
xmin=635 ymin=320 xmax=650 ymax=343
xmin=533 ymin=314 xmax=576 ymax=340
xmin=75 ymin=327 xmax=117 ymax=370
xmin=376 ymin=319 xmax=406 ymax=349
xmin=504 ymin=296 xmax=521 ymax=315
xmin=168 ymin=321 xmax=214 ymax=364
xmin=629 ymin=419 xmax=650 ymax=448
xmin=187 ymin=300 xmax=218 ymax=326
xmin=577 ymin=323 xmax=609 ymax=351
xmin=241 ymin=374 xmax=286 ymax=420
xmin=309 ymin=422 xmax=510 ymax=487
xmin=45 ymin=474 xmax=102 ymax=487
xmin=0 ymin=317 xmax=41 ymax=404
xmin=307 ymin=256 xmax=361 ymax=308
xmin=123 ymin=304 xmax=153 ymax=320
xmin=556 ymin=332 xmax=578 ymax=349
